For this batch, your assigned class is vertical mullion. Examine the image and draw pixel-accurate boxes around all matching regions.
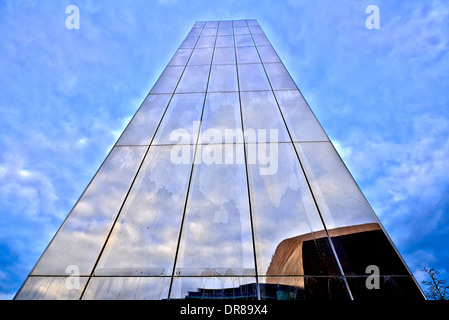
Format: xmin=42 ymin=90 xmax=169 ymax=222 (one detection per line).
xmin=233 ymin=19 xmax=261 ymax=300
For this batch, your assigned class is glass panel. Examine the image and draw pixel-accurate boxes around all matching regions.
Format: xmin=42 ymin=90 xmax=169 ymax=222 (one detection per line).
xmin=152 ymin=93 xmax=205 ymax=145
xmin=94 ymin=145 xmax=194 ymax=276
xmin=245 ymin=142 xmax=340 ymax=276
xmin=82 ymin=277 xmax=171 ymax=300
xmin=30 ymin=146 xmax=147 ymax=276
xmin=234 ymin=26 xmax=250 ymax=35
xmin=193 ymin=22 xmax=205 ymax=28
xmin=116 ymin=94 xmax=171 ymax=146
xmin=264 ymin=63 xmax=297 ymax=90
xmin=150 ymin=66 xmax=184 ymax=94
xmin=273 ymin=90 xmax=329 ymax=142
xmin=240 ymin=91 xmax=289 ymax=143
xmin=233 ymin=20 xmax=247 ymax=27
xmin=187 ymin=28 xmax=201 ymax=37
xmin=237 ymin=64 xmax=271 ymax=91
xmin=253 ymin=34 xmax=271 ymax=46
xmin=201 ymin=27 xmax=217 ymax=37
xmin=199 ymin=92 xmax=243 ymax=144
xmin=219 ymin=20 xmax=233 ymax=27
xmin=236 ymin=46 xmax=261 ymax=64
xmin=170 ymin=277 xmax=257 ymax=299
xmin=235 ymin=34 xmax=254 ymax=47
xmin=196 ymin=36 xmax=216 ymax=48
xmin=259 ymin=276 xmax=350 ymax=300
xmin=205 ymin=21 xmax=218 ymax=28
xmin=215 ymin=35 xmax=234 ymax=48
xmin=15 ymin=276 xmax=88 ymax=300
xmin=257 ymin=46 xmax=280 ymax=63
xmin=249 ymin=25 xmax=264 ymax=35
xmin=175 ymin=65 xmax=210 ymax=93
xmin=346 ymin=276 xmax=425 ymax=300
xmin=246 ymin=19 xmax=259 ymax=26
xmin=174 ymin=144 xmax=255 ymax=276
xmin=293 ymin=142 xmax=410 ymax=276
xmin=213 ymin=47 xmax=235 ymax=64
xmin=168 ymin=48 xmax=193 ymax=66
xmin=180 ymin=36 xmax=198 ymax=49
xmin=208 ymin=64 xmax=238 ymax=93
xmin=188 ymin=48 xmax=213 ymax=66
xmin=217 ymin=26 xmax=233 ymax=36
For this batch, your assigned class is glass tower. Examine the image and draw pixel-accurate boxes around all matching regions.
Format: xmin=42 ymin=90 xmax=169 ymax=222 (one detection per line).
xmin=15 ymin=19 xmax=425 ymax=300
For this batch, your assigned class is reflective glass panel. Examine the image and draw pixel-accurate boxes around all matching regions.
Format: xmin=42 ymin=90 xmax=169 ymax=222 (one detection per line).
xmin=208 ymin=64 xmax=238 ymax=92
xmin=245 ymin=142 xmax=340 ymax=276
xmin=219 ymin=20 xmax=233 ymax=27
xmin=170 ymin=277 xmax=257 ymax=299
xmin=15 ymin=277 xmax=88 ymax=300
xmin=196 ymin=36 xmax=216 ymax=48
xmin=233 ymin=20 xmax=247 ymax=27
xmin=235 ymin=34 xmax=255 ymax=47
xmin=188 ymin=48 xmax=213 ymax=66
xmin=150 ymin=66 xmax=184 ymax=94
xmin=175 ymin=65 xmax=210 ymax=93
xmin=236 ymin=46 xmax=261 ymax=64
xmin=264 ymin=63 xmax=297 ymax=90
xmin=152 ymin=93 xmax=205 ymax=145
xmin=240 ymin=91 xmax=289 ymax=143
xmin=215 ymin=35 xmax=234 ymax=48
xmin=94 ymin=145 xmax=194 ymax=276
xmin=168 ymin=48 xmax=192 ymax=66
xmin=116 ymin=94 xmax=171 ymax=146
xmin=293 ymin=142 xmax=410 ymax=276
xmin=199 ymin=92 xmax=243 ymax=144
xmin=246 ymin=19 xmax=259 ymax=26
xmin=249 ymin=25 xmax=264 ymax=35
xmin=174 ymin=144 xmax=255 ymax=276
xmin=213 ymin=47 xmax=235 ymax=64
xmin=187 ymin=28 xmax=201 ymax=37
xmin=258 ymin=276 xmax=350 ymax=300
xmin=237 ymin=64 xmax=271 ymax=91
xmin=217 ymin=26 xmax=233 ymax=36
xmin=83 ymin=277 xmax=171 ymax=300
xmin=257 ymin=46 xmax=280 ymax=63
xmin=205 ymin=21 xmax=218 ymax=28
xmin=180 ymin=36 xmax=198 ymax=49
xmin=201 ymin=27 xmax=217 ymax=37
xmin=252 ymin=34 xmax=271 ymax=46
xmin=234 ymin=26 xmax=250 ymax=35
xmin=31 ymin=146 xmax=147 ymax=275
xmin=273 ymin=90 xmax=328 ymax=142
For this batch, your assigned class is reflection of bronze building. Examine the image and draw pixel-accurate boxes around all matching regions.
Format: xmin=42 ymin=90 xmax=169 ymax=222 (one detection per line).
xmin=265 ymin=223 xmax=424 ymax=300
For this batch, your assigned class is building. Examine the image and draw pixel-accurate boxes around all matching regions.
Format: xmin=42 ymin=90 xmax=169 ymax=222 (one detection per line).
xmin=15 ymin=19 xmax=425 ymax=300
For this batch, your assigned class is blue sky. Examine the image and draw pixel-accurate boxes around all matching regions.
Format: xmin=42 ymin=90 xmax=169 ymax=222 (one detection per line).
xmin=1 ymin=0 xmax=448 ymax=299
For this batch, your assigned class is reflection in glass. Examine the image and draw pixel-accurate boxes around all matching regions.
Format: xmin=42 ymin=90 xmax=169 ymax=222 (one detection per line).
xmin=213 ymin=47 xmax=235 ymax=64
xmin=216 ymin=35 xmax=234 ymax=48
xmin=180 ymin=36 xmax=199 ymax=49
xmin=94 ymin=146 xmax=194 ymax=277
xmin=152 ymin=93 xmax=204 ymax=145
xmin=116 ymin=94 xmax=171 ymax=146
xmin=257 ymin=46 xmax=280 ymax=63
xmin=208 ymin=64 xmax=238 ymax=93
xmin=240 ymin=91 xmax=289 ymax=143
xmin=31 ymin=146 xmax=146 ymax=276
xmin=15 ymin=277 xmax=88 ymax=300
xmin=274 ymin=90 xmax=328 ymax=142
xmin=199 ymin=92 xmax=243 ymax=144
xmin=169 ymin=48 xmax=193 ymax=66
xmin=237 ymin=64 xmax=271 ymax=91
xmin=236 ymin=46 xmax=261 ymax=64
xmin=150 ymin=66 xmax=184 ymax=94
xmin=188 ymin=48 xmax=213 ymax=66
xmin=246 ymin=142 xmax=339 ymax=276
xmin=264 ymin=63 xmax=297 ymax=90
xmin=174 ymin=144 xmax=255 ymax=276
xmin=175 ymin=65 xmax=210 ymax=93
xmin=170 ymin=277 xmax=257 ymax=300
xmin=196 ymin=36 xmax=216 ymax=48
xmin=83 ymin=277 xmax=171 ymax=300
xmin=235 ymin=35 xmax=254 ymax=47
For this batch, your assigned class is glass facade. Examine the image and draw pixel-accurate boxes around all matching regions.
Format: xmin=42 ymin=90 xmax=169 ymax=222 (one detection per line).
xmin=15 ymin=19 xmax=425 ymax=300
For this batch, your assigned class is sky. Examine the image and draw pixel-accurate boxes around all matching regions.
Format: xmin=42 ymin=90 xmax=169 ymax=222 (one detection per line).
xmin=0 ymin=0 xmax=448 ymax=299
